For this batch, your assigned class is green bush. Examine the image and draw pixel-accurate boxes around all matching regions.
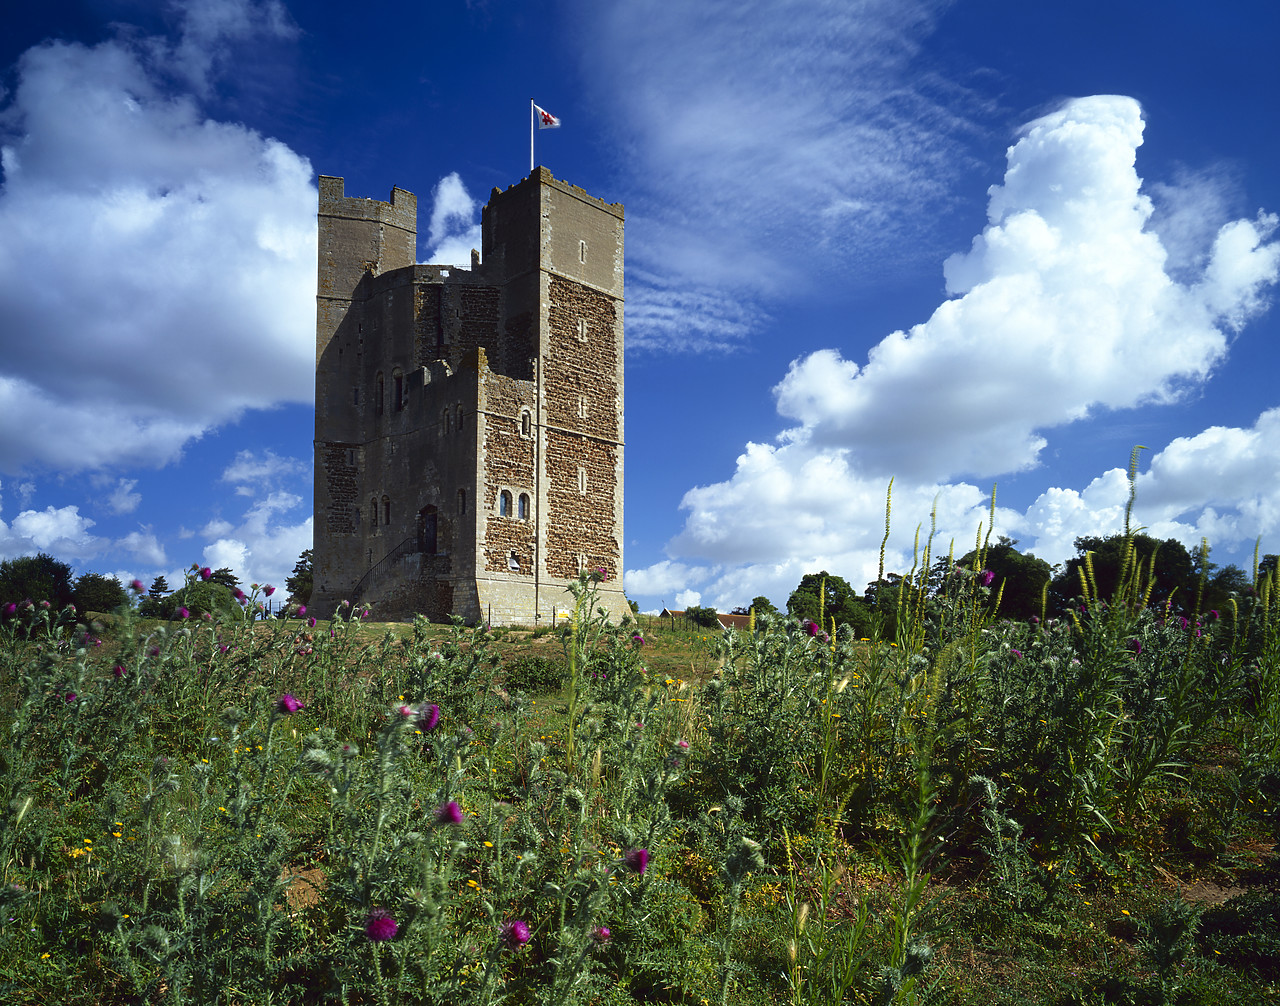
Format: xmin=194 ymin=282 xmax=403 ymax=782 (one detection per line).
xmin=502 ymin=654 xmax=567 ymax=694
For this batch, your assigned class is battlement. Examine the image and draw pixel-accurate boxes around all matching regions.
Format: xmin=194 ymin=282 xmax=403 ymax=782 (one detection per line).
xmin=318 ymin=176 xmax=418 ymax=232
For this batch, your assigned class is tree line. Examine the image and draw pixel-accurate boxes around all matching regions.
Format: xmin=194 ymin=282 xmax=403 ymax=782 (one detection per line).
xmin=0 ymin=549 xmax=314 ymax=619
xmin=766 ymin=534 xmax=1277 ymax=637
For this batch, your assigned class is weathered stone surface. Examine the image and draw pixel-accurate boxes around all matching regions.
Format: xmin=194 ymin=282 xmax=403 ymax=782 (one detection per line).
xmin=312 ymin=169 xmax=627 ymax=625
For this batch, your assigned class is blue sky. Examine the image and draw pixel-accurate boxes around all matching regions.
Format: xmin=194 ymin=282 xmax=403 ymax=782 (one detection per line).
xmin=2 ymin=0 xmax=1278 ymax=614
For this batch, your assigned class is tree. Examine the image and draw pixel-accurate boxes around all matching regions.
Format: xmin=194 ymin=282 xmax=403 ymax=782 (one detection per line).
xmin=957 ymin=542 xmax=1053 ymax=621
xmin=0 ymin=553 xmax=75 ymax=608
xmin=208 ymin=567 xmax=241 ymax=591
xmin=749 ymin=595 xmax=780 ymax=619
xmin=147 ymin=575 xmax=170 ymax=598
xmin=285 ymin=548 xmax=313 ymax=604
xmin=787 ymin=571 xmax=873 ymax=636
xmin=685 ymin=605 xmax=720 ymax=629
xmin=72 ymin=572 xmax=128 ymax=614
xmin=162 ymin=581 xmax=241 ymax=620
xmin=1050 ymin=534 xmax=1193 ymax=612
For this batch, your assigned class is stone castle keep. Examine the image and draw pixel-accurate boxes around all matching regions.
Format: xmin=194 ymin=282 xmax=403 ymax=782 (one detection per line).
xmin=311 ymin=168 xmax=627 ymax=624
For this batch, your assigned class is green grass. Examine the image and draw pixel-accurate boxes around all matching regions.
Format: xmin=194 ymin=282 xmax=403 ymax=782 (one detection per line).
xmin=2 ymin=566 xmax=1278 ymax=1005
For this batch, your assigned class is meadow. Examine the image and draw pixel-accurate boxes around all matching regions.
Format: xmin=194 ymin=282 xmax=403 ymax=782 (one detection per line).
xmin=1 ymin=533 xmax=1278 ymax=1005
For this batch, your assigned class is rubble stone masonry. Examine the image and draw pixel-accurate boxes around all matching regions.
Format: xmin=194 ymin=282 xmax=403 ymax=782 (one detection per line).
xmin=312 ymin=168 xmax=626 ymax=625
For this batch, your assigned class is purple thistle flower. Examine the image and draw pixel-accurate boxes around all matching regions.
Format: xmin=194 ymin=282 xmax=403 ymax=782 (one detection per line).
xmin=307 ymin=616 xmax=316 ymax=628
xmin=278 ymin=693 xmax=302 ymax=714
xmin=2 ymin=602 xmax=15 ymax=617
xmin=149 ymin=646 xmax=160 ymax=657
xmin=979 ymin=569 xmax=995 ymax=587
xmin=1128 ymin=638 xmax=1142 ymax=656
xmin=130 ymin=579 xmax=145 ymax=594
xmin=592 ymin=925 xmax=611 ymax=943
xmin=297 ymin=605 xmax=307 ymax=617
xmin=1011 ymin=649 xmax=1022 ymax=659
xmin=263 ymin=585 xmax=275 ymax=597
xmin=501 ymin=919 xmax=531 ymax=949
xmin=435 ymin=801 xmax=463 ymax=825
xmin=421 ymin=703 xmax=441 ymax=732
xmin=179 ymin=607 xmax=190 ymax=620
xmin=623 ymin=848 xmax=649 ymax=874
xmin=364 ymin=908 xmax=398 ymax=942
xmin=233 ymin=588 xmax=246 ymax=603
xmin=65 ymin=692 xmax=77 ymax=704
xmin=1209 ymin=609 xmax=1220 ymax=621
xmin=113 ymin=665 xmax=125 ymax=678
xmin=806 ymin=620 xmax=820 ymax=637
xmin=199 ymin=567 xmax=212 ymax=581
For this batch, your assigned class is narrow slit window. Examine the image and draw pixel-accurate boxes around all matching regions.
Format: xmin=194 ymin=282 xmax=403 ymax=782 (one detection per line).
xmin=456 ymin=404 xmax=464 ymax=431
xmin=520 ymin=410 xmax=532 ymax=437
xmin=499 ymin=490 xmax=511 ymax=517
xmin=370 ymin=496 xmax=378 ymax=527
xmin=577 ymin=318 xmax=588 ymax=342
xmin=577 ymin=467 xmax=587 ymax=495
xmin=394 ymin=371 xmax=404 ymax=411
xmin=579 ymin=240 xmax=587 ymax=264
xmin=382 ymin=495 xmax=391 ymax=526
xmin=457 ymin=489 xmax=467 ymax=515
xmin=376 ymin=374 xmax=385 ymax=416
xmin=518 ymin=493 xmax=529 ymax=520
xmin=577 ymin=395 xmax=587 ymax=419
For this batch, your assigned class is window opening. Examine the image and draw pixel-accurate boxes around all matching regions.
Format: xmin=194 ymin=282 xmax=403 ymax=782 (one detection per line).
xmin=394 ymin=371 xmax=404 ymax=411
xmin=520 ymin=411 xmax=532 ymax=437
xmin=577 ymin=467 xmax=587 ymax=494
xmin=577 ymin=395 xmax=587 ymax=419
xmin=376 ymin=374 xmax=385 ymax=415
xmin=499 ymin=490 xmax=511 ymax=517
xmin=457 ymin=489 xmax=467 ymax=515
xmin=518 ymin=493 xmax=530 ymax=520
xmin=579 ymin=239 xmax=587 ymax=264
xmin=418 ymin=506 xmax=438 ymax=554
xmin=577 ymin=317 xmax=588 ymax=342
xmin=456 ymin=404 xmax=464 ymax=431
xmin=370 ymin=496 xmax=379 ymax=527
xmin=508 ymin=550 xmax=521 ymax=571
xmin=382 ymin=495 xmax=391 ymax=526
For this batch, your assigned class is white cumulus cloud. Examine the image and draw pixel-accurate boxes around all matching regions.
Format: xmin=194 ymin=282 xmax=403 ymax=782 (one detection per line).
xmin=646 ymin=97 xmax=1280 ymax=611
xmin=424 ymin=172 xmax=481 ymax=269
xmin=0 ymin=24 xmax=316 ymax=475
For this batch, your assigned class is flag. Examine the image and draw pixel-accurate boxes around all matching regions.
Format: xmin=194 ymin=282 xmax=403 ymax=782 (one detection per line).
xmin=534 ymin=104 xmax=561 ymax=129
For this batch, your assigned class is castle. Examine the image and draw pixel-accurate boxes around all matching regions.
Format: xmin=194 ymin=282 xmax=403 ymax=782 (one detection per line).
xmin=311 ymin=167 xmax=627 ymax=624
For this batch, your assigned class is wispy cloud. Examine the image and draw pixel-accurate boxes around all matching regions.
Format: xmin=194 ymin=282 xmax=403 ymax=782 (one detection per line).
xmin=577 ymin=0 xmax=981 ymax=349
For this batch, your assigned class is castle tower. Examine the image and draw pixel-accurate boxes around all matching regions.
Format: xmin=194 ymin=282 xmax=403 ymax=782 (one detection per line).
xmin=312 ymin=168 xmax=626 ymax=625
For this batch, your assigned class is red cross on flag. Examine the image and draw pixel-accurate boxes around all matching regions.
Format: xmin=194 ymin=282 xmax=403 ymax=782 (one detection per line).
xmin=534 ymin=104 xmax=561 ymax=129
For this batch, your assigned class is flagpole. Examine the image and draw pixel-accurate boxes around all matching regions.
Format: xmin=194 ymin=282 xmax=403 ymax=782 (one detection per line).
xmin=530 ymin=98 xmax=535 ymax=175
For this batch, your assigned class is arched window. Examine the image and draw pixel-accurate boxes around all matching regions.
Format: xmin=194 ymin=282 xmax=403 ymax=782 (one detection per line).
xmin=382 ymin=495 xmax=391 ymax=526
xmin=499 ymin=490 xmax=511 ymax=517
xmin=442 ymin=408 xmax=451 ymax=434
xmin=457 ymin=489 xmax=467 ymax=515
xmin=376 ymin=373 xmax=385 ymax=416
xmin=370 ymin=496 xmax=379 ymax=527
xmin=518 ymin=493 xmax=529 ymax=520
